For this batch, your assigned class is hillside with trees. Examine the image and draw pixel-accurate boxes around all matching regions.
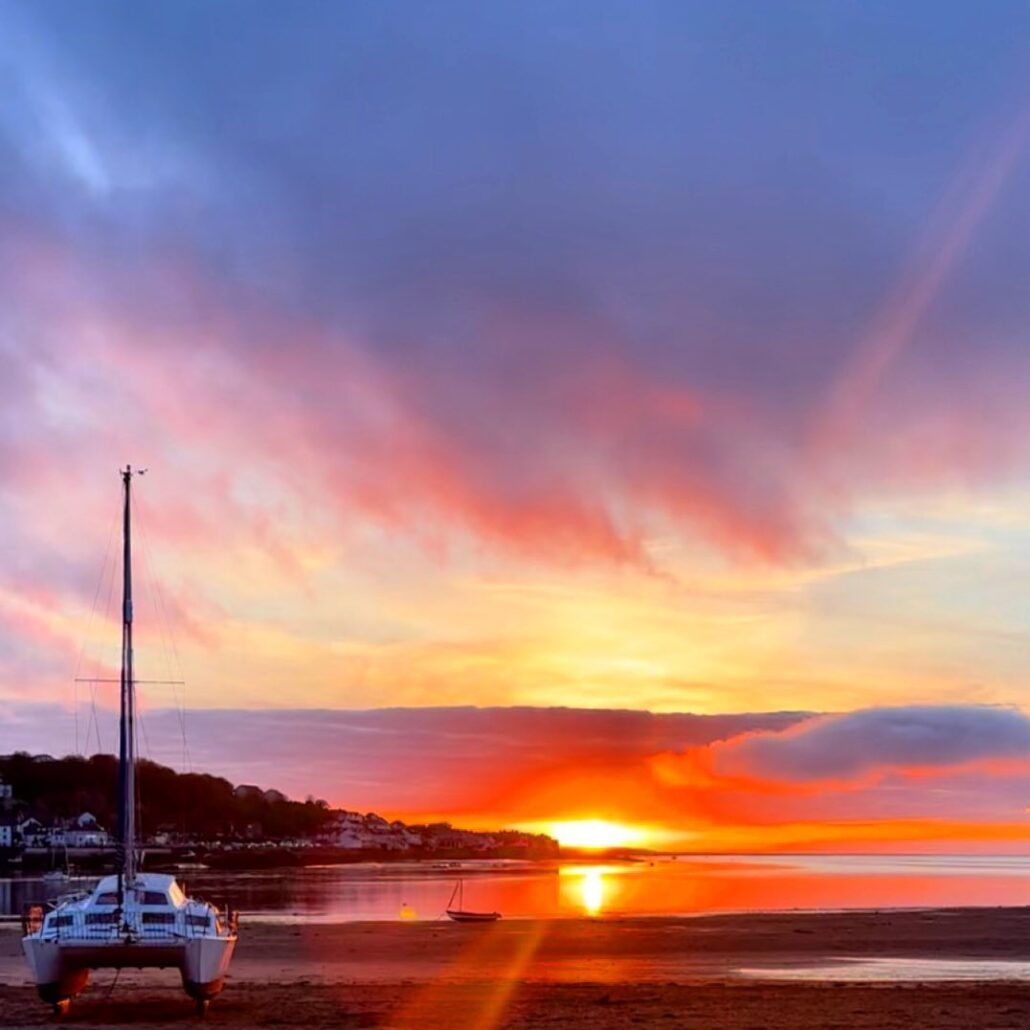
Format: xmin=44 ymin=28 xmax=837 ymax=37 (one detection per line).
xmin=0 ymin=752 xmax=333 ymax=841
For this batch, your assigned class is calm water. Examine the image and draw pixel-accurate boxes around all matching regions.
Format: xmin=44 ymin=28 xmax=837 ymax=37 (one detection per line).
xmin=742 ymin=957 xmax=1030 ymax=982
xmin=3 ymin=853 xmax=1028 ymax=922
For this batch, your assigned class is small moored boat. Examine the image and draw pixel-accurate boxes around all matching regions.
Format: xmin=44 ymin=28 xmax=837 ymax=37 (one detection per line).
xmin=446 ymin=880 xmax=501 ymax=923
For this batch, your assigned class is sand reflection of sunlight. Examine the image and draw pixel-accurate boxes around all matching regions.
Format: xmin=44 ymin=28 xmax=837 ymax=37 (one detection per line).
xmin=390 ymin=921 xmax=550 ymax=1030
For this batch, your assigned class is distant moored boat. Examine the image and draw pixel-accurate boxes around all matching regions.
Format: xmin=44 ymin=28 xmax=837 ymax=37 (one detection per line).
xmin=446 ymin=880 xmax=501 ymax=923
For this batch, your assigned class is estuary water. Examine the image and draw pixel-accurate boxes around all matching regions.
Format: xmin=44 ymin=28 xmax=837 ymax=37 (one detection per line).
xmin=3 ymin=853 xmax=1028 ymax=922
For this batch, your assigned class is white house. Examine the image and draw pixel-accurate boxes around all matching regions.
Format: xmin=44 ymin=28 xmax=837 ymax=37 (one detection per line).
xmin=51 ymin=812 xmax=110 ymax=848
xmin=327 ymin=811 xmax=420 ymax=850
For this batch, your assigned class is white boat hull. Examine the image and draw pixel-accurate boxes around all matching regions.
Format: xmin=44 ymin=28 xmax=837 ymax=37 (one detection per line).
xmin=183 ymin=934 xmax=238 ymax=998
xmin=23 ymin=931 xmax=236 ymax=1005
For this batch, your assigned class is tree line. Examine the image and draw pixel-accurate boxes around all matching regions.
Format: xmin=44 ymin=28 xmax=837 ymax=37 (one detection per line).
xmin=0 ymin=752 xmax=334 ymax=841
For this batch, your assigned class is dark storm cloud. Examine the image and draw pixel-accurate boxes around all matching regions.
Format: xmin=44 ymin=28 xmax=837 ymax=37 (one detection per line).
xmin=707 ymin=705 xmax=1030 ymax=783
xmin=0 ymin=703 xmax=807 ymax=810
xmin=3 ymin=704 xmax=1027 ymax=829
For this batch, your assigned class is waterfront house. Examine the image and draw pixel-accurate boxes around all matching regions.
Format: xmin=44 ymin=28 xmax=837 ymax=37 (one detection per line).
xmin=51 ymin=812 xmax=110 ymax=848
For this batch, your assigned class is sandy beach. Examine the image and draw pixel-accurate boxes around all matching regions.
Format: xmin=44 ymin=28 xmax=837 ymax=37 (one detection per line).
xmin=2 ymin=908 xmax=1028 ymax=1027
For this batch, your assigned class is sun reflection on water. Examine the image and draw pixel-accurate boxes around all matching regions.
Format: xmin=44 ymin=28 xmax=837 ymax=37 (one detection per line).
xmin=558 ymin=865 xmax=616 ymax=916
xmin=580 ymin=868 xmax=604 ymax=915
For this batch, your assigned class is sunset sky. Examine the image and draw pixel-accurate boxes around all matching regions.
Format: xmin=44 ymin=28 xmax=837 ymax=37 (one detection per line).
xmin=1 ymin=2 xmax=1029 ymax=851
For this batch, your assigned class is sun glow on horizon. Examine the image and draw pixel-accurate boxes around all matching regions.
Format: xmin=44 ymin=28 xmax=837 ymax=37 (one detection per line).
xmin=543 ymin=818 xmax=651 ymax=850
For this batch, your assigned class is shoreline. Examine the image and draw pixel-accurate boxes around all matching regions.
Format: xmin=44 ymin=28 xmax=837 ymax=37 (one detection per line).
xmin=229 ymin=898 xmax=1030 ymax=922
xmin=2 ymin=899 xmax=1028 ymax=928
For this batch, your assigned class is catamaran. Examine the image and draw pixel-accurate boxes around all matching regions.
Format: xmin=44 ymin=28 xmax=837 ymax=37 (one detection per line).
xmin=21 ymin=466 xmax=238 ymax=1015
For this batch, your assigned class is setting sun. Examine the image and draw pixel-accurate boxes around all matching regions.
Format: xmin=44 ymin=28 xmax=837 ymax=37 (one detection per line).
xmin=543 ymin=819 xmax=650 ymax=850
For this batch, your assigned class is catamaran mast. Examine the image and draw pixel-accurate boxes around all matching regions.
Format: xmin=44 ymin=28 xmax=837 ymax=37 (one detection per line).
xmin=117 ymin=466 xmax=139 ymax=901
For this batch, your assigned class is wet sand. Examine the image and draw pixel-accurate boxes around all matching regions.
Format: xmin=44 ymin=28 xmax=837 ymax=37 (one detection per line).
xmin=1 ymin=908 xmax=1027 ymax=1027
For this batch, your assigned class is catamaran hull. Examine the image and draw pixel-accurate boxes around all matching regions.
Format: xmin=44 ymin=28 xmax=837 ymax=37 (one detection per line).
xmin=22 ymin=936 xmax=237 ymax=1005
xmin=182 ymin=935 xmax=237 ymax=999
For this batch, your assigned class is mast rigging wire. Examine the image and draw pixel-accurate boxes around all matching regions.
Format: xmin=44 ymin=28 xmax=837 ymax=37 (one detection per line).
xmin=132 ymin=489 xmax=192 ymax=772
xmin=72 ymin=502 xmax=120 ymax=755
